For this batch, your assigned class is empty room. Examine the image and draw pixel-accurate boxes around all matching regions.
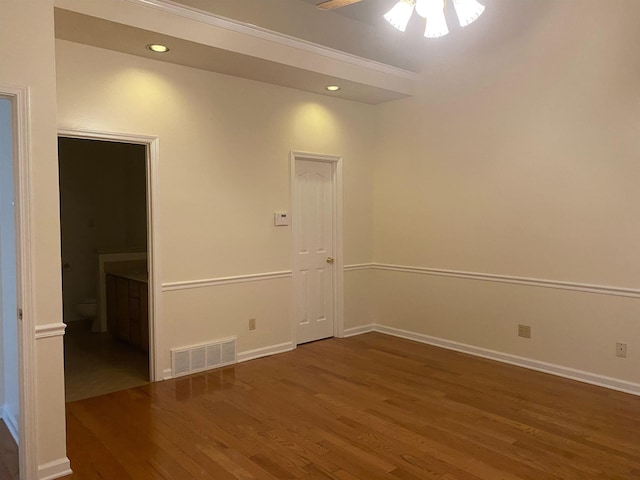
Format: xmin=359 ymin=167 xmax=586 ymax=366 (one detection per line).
xmin=1 ymin=0 xmax=639 ymax=479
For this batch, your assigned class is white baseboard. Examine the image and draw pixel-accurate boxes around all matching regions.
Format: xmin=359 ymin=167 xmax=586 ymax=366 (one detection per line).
xmin=372 ymin=324 xmax=640 ymax=396
xmin=237 ymin=342 xmax=294 ymax=363
xmin=38 ymin=457 xmax=72 ymax=480
xmin=161 ymin=342 xmax=294 ymax=378
xmin=3 ymin=408 xmax=19 ymax=444
xmin=343 ymin=324 xmax=375 ymax=337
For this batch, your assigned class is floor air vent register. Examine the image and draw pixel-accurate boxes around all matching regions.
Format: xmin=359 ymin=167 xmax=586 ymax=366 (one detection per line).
xmin=170 ymin=337 xmax=237 ymax=378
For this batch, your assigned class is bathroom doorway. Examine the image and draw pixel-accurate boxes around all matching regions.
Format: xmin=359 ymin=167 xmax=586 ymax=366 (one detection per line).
xmin=58 ymin=136 xmax=151 ymax=401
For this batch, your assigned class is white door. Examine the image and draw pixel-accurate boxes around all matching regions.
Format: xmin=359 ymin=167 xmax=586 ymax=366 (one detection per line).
xmin=294 ymin=159 xmax=335 ymax=344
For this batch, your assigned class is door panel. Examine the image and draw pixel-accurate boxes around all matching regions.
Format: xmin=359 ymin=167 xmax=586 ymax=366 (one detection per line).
xmin=294 ymin=160 xmax=334 ymax=344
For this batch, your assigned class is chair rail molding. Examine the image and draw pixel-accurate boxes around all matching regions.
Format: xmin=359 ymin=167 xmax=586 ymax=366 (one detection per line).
xmin=346 ymin=263 xmax=640 ymax=298
xmin=34 ymin=323 xmax=67 ymax=340
xmin=162 ymin=270 xmax=293 ymax=291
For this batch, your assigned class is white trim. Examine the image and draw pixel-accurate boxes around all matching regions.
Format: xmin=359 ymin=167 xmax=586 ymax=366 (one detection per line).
xmin=162 ymin=264 xmax=368 ymax=292
xmin=372 ymin=325 xmax=640 ymax=396
xmin=58 ymin=127 xmax=163 ymax=382
xmin=37 ymin=458 xmax=72 ymax=480
xmin=291 ymin=151 xmax=345 ymax=344
xmin=163 ymin=270 xmax=292 ymax=291
xmin=0 ymin=84 xmax=38 ymax=480
xmin=3 ymin=409 xmax=19 ymax=444
xmin=162 ymin=368 xmax=173 ymax=381
xmin=334 ymin=158 xmax=345 ymax=339
xmin=345 ymin=262 xmax=640 ymax=299
xmin=34 ymin=323 xmax=67 ymax=340
xmin=125 ymin=0 xmax=417 ymax=79
xmin=344 ymin=263 xmax=374 ymax=272
xmin=343 ymin=324 xmax=375 ymax=337
xmin=237 ymin=342 xmax=295 ymax=363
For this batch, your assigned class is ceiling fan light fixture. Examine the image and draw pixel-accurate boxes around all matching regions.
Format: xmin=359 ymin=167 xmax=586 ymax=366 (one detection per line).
xmin=382 ymin=0 xmax=485 ymax=38
xmin=415 ymin=0 xmax=443 ymax=19
xmin=452 ymin=0 xmax=485 ymax=27
xmin=384 ymin=0 xmax=415 ymax=32
xmin=424 ymin=9 xmax=449 ymax=38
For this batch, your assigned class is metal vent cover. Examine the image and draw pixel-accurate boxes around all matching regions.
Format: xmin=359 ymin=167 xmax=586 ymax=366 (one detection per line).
xmin=170 ymin=337 xmax=237 ymax=378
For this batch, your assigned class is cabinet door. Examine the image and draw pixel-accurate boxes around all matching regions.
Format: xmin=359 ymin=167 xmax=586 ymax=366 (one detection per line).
xmin=106 ymin=275 xmax=118 ymax=335
xmin=116 ymin=277 xmax=130 ymax=340
xmin=129 ymin=281 xmax=142 ymax=349
xmin=140 ymin=284 xmax=149 ymax=353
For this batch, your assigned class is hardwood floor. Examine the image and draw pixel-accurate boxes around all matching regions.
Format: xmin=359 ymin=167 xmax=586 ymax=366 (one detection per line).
xmin=0 ymin=420 xmax=18 ymax=480
xmin=64 ymin=333 xmax=640 ymax=479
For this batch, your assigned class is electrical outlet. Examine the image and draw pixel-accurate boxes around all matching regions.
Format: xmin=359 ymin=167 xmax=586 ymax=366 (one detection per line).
xmin=616 ymin=342 xmax=627 ymax=358
xmin=518 ymin=324 xmax=531 ymax=339
xmin=249 ymin=318 xmax=256 ymax=331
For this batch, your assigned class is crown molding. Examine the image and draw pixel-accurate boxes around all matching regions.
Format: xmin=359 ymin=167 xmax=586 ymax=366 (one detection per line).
xmin=127 ymin=0 xmax=418 ymax=79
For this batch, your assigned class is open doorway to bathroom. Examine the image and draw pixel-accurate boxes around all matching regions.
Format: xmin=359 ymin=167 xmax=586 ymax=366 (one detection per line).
xmin=58 ymin=136 xmax=150 ymax=402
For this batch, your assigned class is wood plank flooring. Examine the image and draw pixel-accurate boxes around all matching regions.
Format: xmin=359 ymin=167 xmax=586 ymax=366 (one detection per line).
xmin=64 ymin=333 xmax=640 ymax=479
xmin=0 ymin=420 xmax=19 ymax=480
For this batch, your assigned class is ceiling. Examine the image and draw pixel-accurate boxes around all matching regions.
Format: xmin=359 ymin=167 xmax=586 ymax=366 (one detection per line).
xmin=54 ymin=0 xmax=556 ymax=104
xmin=170 ymin=0 xmax=555 ymax=72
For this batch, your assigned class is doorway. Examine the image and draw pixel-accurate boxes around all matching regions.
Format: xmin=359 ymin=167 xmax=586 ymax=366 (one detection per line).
xmin=291 ymin=151 xmax=344 ymax=345
xmin=0 ymin=96 xmax=19 ymax=480
xmin=58 ymin=136 xmax=152 ymax=401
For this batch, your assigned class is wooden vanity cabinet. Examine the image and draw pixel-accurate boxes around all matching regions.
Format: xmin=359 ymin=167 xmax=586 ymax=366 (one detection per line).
xmin=106 ymin=273 xmax=149 ymax=352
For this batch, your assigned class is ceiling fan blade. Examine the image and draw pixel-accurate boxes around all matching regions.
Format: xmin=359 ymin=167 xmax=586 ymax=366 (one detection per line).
xmin=316 ymin=0 xmax=364 ymax=10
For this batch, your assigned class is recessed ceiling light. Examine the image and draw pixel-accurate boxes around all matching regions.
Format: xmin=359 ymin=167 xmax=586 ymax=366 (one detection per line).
xmin=325 ymin=85 xmax=341 ymax=92
xmin=147 ymin=44 xmax=170 ymax=53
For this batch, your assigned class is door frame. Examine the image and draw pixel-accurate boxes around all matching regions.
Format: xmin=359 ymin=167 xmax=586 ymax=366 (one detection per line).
xmin=58 ymin=128 xmax=164 ymax=382
xmin=290 ymin=151 xmax=344 ymax=346
xmin=0 ymin=84 xmax=37 ymax=479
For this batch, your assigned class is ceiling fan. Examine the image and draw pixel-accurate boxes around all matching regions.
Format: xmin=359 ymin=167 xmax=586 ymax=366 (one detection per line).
xmin=316 ymin=0 xmax=362 ymax=10
xmin=316 ymin=0 xmax=486 ymax=38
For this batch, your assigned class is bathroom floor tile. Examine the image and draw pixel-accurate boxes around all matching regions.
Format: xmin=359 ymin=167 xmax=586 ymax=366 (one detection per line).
xmin=64 ymin=320 xmax=149 ymax=402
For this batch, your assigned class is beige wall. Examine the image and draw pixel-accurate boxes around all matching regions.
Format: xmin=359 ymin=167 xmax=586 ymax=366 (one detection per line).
xmin=372 ymin=0 xmax=640 ymax=383
xmin=0 ymin=0 xmax=67 ymax=473
xmin=6 ymin=1 xmax=639 ymax=474
xmin=56 ymin=39 xmax=375 ymax=367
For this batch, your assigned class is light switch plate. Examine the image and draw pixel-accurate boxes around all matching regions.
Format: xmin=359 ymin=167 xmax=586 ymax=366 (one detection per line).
xmin=274 ymin=212 xmax=289 ymax=226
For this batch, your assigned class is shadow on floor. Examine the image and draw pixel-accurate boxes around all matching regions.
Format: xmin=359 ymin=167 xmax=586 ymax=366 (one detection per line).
xmin=64 ymin=319 xmax=149 ymax=402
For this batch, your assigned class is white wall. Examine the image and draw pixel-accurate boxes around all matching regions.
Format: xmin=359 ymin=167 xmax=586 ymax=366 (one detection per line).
xmin=59 ymin=138 xmax=147 ymax=322
xmin=0 ymin=1 xmax=68 ymax=475
xmin=372 ymin=0 xmax=640 ymax=385
xmin=56 ymin=39 xmax=376 ymax=371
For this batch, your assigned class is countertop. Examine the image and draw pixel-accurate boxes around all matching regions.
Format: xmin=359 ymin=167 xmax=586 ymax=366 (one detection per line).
xmin=105 ymin=270 xmax=148 ymax=283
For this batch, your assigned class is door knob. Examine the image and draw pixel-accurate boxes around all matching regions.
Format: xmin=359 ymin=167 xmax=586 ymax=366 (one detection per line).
xmin=326 ymin=257 xmax=334 ymax=265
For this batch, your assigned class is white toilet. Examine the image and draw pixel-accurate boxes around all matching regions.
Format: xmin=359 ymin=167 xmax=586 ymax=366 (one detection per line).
xmin=75 ymin=299 xmax=99 ymax=331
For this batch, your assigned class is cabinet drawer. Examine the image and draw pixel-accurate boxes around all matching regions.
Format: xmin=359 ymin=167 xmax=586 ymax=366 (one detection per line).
xmin=105 ymin=274 xmax=149 ymax=352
